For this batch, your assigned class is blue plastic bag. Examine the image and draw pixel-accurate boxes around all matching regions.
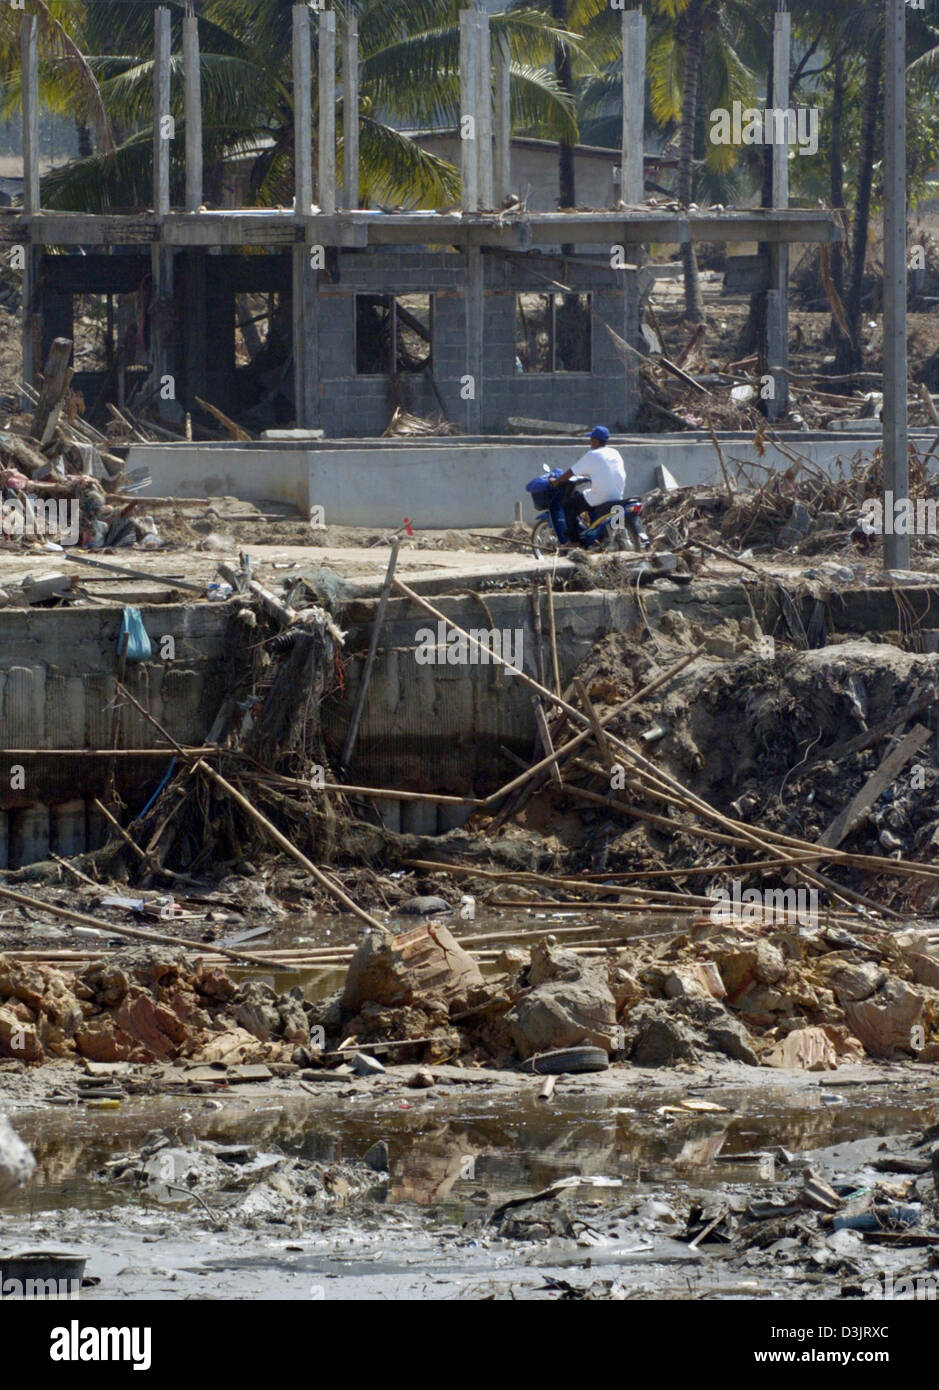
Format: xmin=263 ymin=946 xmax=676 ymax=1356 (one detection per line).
xmin=119 ymin=606 xmax=152 ymax=663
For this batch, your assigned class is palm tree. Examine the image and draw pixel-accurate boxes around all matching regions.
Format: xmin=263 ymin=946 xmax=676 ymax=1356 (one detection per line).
xmin=0 ymin=0 xmax=112 ymax=154
xmin=507 ymin=0 xmax=616 ymax=209
xmin=647 ymin=0 xmax=761 ymax=323
xmin=35 ymin=0 xmax=582 ymax=213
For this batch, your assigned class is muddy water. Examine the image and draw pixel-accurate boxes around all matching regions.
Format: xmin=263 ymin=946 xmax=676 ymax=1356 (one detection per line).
xmin=4 ymin=1073 xmax=937 ymax=1300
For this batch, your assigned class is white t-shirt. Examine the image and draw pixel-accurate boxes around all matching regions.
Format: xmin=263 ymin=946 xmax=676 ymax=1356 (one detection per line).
xmin=574 ymin=445 xmax=626 ymax=505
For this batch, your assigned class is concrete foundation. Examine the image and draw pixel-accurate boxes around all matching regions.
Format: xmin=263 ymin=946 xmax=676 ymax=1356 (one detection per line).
xmin=132 ymin=430 xmax=938 ymax=530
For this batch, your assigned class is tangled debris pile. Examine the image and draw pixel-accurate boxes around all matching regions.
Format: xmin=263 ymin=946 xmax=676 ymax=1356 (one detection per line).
xmin=644 ymin=443 xmax=939 ymax=561
xmin=0 ymin=336 xmax=168 ymax=554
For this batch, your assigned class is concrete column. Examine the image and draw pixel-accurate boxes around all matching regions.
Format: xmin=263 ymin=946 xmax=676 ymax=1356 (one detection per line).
xmin=21 ymin=247 xmax=41 ymax=398
xmin=153 ymin=6 xmax=171 ymax=215
xmin=183 ymin=11 xmax=203 ymax=212
xmin=771 ymin=10 xmax=790 ymax=213
xmin=20 ymin=16 xmax=40 ymax=400
xmin=51 ymin=801 xmax=86 ymax=858
xmin=21 ymin=15 xmax=39 ymax=214
xmin=493 ymin=42 xmax=511 ymax=206
xmin=620 ymin=10 xmax=646 ymax=206
xmin=465 ymin=247 xmax=484 ymax=432
xmin=460 ymin=10 xmax=479 ymax=214
xmin=318 ymin=9 xmax=337 ymax=215
xmin=342 ymin=16 xmax=359 ymax=209
xmin=292 ymin=4 xmax=313 ymax=216
xmin=182 ymin=249 xmax=207 ymax=405
xmin=883 ymin=0 xmax=909 ymax=570
xmin=150 ymin=8 xmax=175 ymax=420
xmin=10 ymin=805 xmax=50 ymax=870
xmin=150 ymin=243 xmax=176 ymax=417
xmin=292 ymin=242 xmax=318 ymax=429
xmin=475 ymin=10 xmax=493 ymax=211
xmin=765 ymin=7 xmax=790 ymax=421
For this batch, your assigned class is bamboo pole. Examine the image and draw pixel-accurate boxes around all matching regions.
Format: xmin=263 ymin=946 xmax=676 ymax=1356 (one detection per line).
xmin=340 ymin=538 xmax=399 ymax=774
xmin=544 ymin=574 xmax=561 ymax=699
xmin=0 ymin=884 xmax=273 ymax=967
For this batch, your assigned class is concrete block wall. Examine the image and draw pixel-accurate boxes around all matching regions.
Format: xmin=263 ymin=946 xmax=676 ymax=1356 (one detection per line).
xmin=0 ymin=603 xmax=234 ymax=868
xmin=313 ymin=249 xmax=639 ymax=436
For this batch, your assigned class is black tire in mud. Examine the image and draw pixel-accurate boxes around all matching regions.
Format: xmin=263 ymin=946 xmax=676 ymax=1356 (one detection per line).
xmin=520 ymin=1046 xmax=610 ymax=1075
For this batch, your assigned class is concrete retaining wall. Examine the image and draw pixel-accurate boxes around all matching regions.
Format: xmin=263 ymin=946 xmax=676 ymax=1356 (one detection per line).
xmin=132 ymin=431 xmax=937 ymax=530
xmin=0 ymin=604 xmax=234 ymax=868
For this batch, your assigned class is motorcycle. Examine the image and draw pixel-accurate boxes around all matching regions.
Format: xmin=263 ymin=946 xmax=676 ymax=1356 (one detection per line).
xmin=526 ymin=467 xmax=650 ymax=556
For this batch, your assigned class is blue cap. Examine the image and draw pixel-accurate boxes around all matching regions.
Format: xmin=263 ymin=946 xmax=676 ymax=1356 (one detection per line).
xmin=589 ymin=425 xmax=610 ymax=445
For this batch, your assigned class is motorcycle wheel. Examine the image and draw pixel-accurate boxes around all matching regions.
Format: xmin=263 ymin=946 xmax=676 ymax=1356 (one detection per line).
xmin=531 ymin=518 xmax=560 ymax=555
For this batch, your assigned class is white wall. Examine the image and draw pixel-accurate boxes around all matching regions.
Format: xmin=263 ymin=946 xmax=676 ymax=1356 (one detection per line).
xmin=131 ymin=433 xmax=934 ymax=530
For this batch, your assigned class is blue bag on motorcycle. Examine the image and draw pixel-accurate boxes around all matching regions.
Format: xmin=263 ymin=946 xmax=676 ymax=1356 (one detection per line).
xmin=119 ymin=606 xmax=152 ymax=662
xmin=525 ymin=469 xmax=563 ymax=511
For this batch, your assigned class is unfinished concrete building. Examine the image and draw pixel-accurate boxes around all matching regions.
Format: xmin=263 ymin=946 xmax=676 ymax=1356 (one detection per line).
xmin=2 ymin=6 xmax=838 ymax=438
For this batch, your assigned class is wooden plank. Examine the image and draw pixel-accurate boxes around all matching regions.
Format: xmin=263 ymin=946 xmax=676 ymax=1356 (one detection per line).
xmin=818 ymin=725 xmax=932 ymax=850
xmin=573 ymin=677 xmax=615 ymax=770
xmin=193 ymin=394 xmax=251 ymax=440
xmin=32 ymin=337 xmax=74 ymax=445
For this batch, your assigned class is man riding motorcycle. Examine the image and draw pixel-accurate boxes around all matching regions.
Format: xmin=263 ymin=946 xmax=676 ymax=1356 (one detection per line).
xmin=550 ymin=425 xmax=626 ymax=545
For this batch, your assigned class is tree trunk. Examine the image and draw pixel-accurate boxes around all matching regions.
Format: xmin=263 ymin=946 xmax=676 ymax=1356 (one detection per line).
xmin=552 ymin=0 xmax=576 ymax=209
xmin=829 ymin=48 xmax=845 ymax=302
xmin=76 ymin=119 xmax=92 ymax=158
xmin=837 ymin=35 xmax=882 ymax=375
xmin=678 ymin=0 xmax=705 ymax=323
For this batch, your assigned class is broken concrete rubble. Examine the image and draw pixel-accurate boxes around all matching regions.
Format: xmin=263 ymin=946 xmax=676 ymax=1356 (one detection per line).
xmin=0 ymin=948 xmax=314 ymax=1066
xmin=504 ymin=941 xmax=619 ymax=1059
xmin=341 ymin=924 xmax=484 ymax=1013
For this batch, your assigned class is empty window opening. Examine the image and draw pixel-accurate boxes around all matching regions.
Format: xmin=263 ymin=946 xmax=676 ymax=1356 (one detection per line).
xmin=356 ymin=293 xmax=433 ymax=375
xmin=515 ymin=292 xmax=592 ymax=373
